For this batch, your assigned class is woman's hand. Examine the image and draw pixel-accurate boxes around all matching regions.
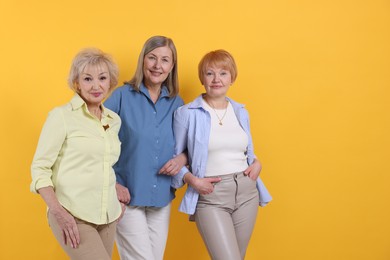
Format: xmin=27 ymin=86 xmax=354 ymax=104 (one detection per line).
xmin=244 ymin=159 xmax=262 ymax=181
xmin=38 ymin=186 xmax=80 ymax=248
xmin=184 ymin=173 xmax=221 ymax=195
xmin=116 ymin=183 xmax=131 ymax=204
xmin=159 ymin=153 xmax=188 ymax=176
xmin=49 ymin=206 xmax=80 ymax=248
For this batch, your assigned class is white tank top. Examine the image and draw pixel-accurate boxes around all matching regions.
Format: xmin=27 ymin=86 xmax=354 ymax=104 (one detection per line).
xmin=203 ymin=99 xmax=249 ymax=177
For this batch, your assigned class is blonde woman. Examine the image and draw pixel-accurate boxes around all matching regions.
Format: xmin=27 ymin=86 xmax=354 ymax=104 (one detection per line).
xmin=31 ymin=48 xmax=124 ymax=260
xmin=104 ymin=36 xmax=186 ymax=260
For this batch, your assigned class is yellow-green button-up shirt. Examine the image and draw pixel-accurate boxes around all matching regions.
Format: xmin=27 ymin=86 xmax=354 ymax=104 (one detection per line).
xmin=31 ymin=94 xmax=122 ymax=225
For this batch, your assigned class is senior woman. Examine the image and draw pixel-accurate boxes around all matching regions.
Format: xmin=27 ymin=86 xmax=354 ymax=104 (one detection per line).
xmin=171 ymin=50 xmax=272 ymax=260
xmin=30 ymin=48 xmax=124 ymax=260
xmin=104 ymin=35 xmax=186 ymax=260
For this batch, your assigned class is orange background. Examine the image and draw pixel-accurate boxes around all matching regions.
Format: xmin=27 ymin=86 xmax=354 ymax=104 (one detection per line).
xmin=1 ymin=0 xmax=389 ymax=259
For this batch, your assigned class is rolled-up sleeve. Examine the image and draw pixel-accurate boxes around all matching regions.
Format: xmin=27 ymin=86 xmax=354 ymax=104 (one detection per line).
xmin=171 ymin=108 xmax=190 ymax=189
xmin=30 ymin=108 xmax=66 ymax=193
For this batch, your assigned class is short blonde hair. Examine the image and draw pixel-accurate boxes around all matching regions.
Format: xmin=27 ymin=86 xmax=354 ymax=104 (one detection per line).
xmin=198 ymin=49 xmax=238 ymax=85
xmin=68 ymin=48 xmax=119 ymax=92
xmin=126 ymin=36 xmax=179 ymax=97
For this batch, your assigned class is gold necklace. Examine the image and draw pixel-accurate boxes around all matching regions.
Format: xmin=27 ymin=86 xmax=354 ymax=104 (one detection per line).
xmin=206 ymin=99 xmax=228 ymax=126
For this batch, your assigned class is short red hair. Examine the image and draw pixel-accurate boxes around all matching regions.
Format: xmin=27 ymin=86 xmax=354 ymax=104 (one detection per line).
xmin=198 ymin=49 xmax=238 ymax=85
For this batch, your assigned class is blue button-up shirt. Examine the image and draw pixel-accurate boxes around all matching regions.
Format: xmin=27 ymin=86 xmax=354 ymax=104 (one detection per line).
xmin=172 ymin=95 xmax=272 ymax=215
xmin=104 ymin=84 xmax=184 ymax=207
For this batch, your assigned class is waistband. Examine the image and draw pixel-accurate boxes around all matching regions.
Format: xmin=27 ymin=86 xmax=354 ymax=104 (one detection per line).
xmin=206 ymin=171 xmax=246 ymax=180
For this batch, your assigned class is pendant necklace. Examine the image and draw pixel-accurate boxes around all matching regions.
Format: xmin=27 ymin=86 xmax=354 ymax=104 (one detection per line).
xmin=206 ymin=99 xmax=228 ymax=126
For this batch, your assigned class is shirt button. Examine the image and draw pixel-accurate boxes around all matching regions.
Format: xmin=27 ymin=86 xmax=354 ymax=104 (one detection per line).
xmin=153 ymin=185 xmax=157 ymax=188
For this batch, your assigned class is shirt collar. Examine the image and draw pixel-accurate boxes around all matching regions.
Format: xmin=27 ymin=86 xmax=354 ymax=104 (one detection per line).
xmin=188 ymin=95 xmax=205 ymax=109
xmin=188 ymin=94 xmax=245 ymax=110
xmin=69 ymin=93 xmax=114 ymax=119
xmin=70 ymin=93 xmax=85 ymax=110
xmin=138 ymin=82 xmax=170 ymax=99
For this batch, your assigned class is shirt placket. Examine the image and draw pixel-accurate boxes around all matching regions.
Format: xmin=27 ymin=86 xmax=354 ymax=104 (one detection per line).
xmin=100 ymin=118 xmax=110 ymax=223
xmin=151 ymin=107 xmax=160 ymax=204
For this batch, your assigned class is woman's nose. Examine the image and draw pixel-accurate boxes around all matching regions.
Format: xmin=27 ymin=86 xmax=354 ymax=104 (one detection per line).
xmin=153 ymin=59 xmax=161 ymax=69
xmin=91 ymin=80 xmax=100 ymax=89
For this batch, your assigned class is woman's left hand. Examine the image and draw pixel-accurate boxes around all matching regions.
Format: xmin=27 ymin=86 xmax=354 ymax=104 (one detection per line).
xmin=243 ymin=159 xmax=262 ymax=181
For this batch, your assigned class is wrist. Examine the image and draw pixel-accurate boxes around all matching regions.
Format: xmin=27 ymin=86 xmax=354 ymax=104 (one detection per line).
xmin=49 ymin=204 xmax=65 ymax=215
xmin=183 ymin=172 xmax=192 ymax=185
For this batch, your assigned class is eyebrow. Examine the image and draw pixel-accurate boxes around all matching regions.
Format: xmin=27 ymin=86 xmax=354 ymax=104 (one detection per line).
xmin=81 ymin=71 xmax=108 ymax=76
xmin=148 ymin=53 xmax=171 ymax=59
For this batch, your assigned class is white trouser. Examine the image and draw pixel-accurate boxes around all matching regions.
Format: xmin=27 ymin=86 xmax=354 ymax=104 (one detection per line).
xmin=115 ymin=203 xmax=171 ymax=260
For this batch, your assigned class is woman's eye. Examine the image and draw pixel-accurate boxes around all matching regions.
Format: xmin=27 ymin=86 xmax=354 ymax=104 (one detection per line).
xmin=100 ymin=76 xmax=107 ymax=80
xmin=84 ymin=77 xmax=92 ymax=81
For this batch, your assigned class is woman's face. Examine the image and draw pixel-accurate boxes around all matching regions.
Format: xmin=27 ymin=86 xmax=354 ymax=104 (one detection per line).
xmin=77 ymin=63 xmax=110 ymax=108
xmin=202 ymin=66 xmax=232 ymax=99
xmin=143 ymin=46 xmax=174 ymax=88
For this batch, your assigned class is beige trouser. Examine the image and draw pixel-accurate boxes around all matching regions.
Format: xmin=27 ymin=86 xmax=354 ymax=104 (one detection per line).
xmin=195 ymin=172 xmax=259 ymax=260
xmin=48 ymin=212 xmax=117 ymax=260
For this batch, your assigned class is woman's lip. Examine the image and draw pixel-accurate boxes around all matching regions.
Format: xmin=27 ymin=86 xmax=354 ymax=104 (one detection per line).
xmin=150 ymin=70 xmax=162 ymax=75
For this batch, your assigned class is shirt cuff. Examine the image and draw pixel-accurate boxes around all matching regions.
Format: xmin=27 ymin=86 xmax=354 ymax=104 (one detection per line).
xmin=31 ymin=179 xmax=54 ymax=194
xmin=171 ymin=166 xmax=189 ymax=188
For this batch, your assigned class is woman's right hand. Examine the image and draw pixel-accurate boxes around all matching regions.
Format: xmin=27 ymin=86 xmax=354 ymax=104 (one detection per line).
xmin=49 ymin=206 xmax=80 ymax=248
xmin=37 ymin=186 xmax=80 ymax=248
xmin=184 ymin=173 xmax=221 ymax=195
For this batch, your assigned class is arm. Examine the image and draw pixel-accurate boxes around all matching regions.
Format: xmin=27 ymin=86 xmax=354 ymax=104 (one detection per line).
xmin=170 ymin=108 xmax=192 ymax=188
xmin=31 ymin=109 xmax=66 ymax=192
xmin=31 ymin=109 xmax=80 ymax=247
xmin=160 ymin=99 xmax=188 ymax=176
xmin=38 ymin=187 xmax=80 ymax=248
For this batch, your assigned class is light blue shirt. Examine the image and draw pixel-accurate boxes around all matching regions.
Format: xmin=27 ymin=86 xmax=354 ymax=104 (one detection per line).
xmin=104 ymin=84 xmax=184 ymax=207
xmin=172 ymin=95 xmax=272 ymax=215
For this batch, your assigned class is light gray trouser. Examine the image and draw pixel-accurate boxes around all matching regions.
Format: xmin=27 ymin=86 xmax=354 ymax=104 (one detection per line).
xmin=195 ymin=172 xmax=259 ymax=260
